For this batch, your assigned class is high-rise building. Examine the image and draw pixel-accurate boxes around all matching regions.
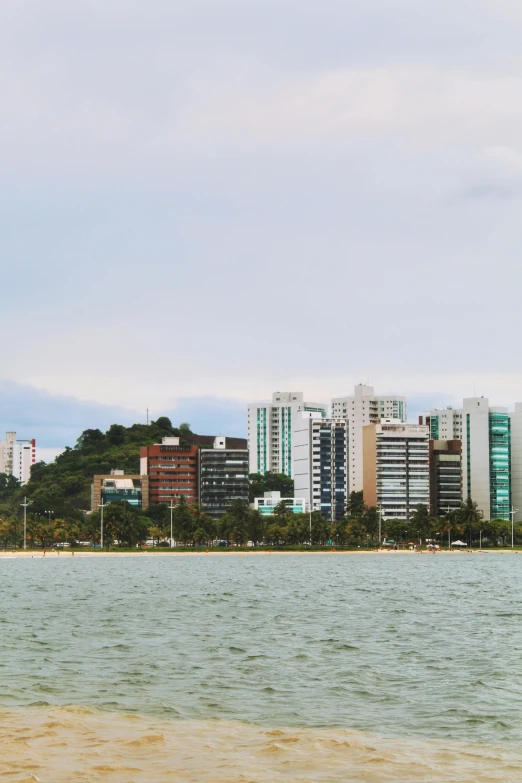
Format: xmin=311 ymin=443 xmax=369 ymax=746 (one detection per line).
xmin=422 ymin=409 xmax=463 ymax=441
xmin=509 ymin=403 xmax=522 ymax=523
xmin=199 ymin=437 xmax=249 ymax=519
xmin=91 ymin=470 xmax=149 ymax=511
xmin=247 ymin=392 xmax=328 ymax=477
xmin=427 ymin=399 xmax=511 ymax=521
xmin=332 ymin=385 xmax=407 ymax=494
xmin=140 ymin=437 xmax=199 ymax=506
xmin=429 ymin=440 xmax=462 ymax=516
xmin=0 ymin=432 xmax=36 ymax=485
xmin=461 ymin=399 xmax=511 ymax=521
xmin=363 ymin=420 xmax=430 ymax=521
xmin=293 ymin=414 xmax=348 ymax=521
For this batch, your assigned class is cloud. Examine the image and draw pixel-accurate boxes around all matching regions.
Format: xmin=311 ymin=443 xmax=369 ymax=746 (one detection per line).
xmin=0 ymin=380 xmax=247 ymax=454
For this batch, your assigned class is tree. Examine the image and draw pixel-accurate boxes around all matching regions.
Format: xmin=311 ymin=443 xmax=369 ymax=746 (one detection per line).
xmin=458 ymin=498 xmax=483 ymax=546
xmin=273 ymin=500 xmax=293 ymax=524
xmin=155 ymin=416 xmax=173 ymax=432
xmin=363 ymin=506 xmax=379 ymax=539
xmin=173 ymin=496 xmax=193 ymax=544
xmin=347 ymin=491 xmax=366 ymax=518
xmin=287 ymin=513 xmax=309 ymax=544
xmin=346 ymin=519 xmax=367 ymax=547
xmin=190 ymin=503 xmax=216 ymax=546
xmin=333 ymin=517 xmax=349 ymax=546
xmin=248 ymin=509 xmax=265 ymax=545
xmin=410 ymin=504 xmax=433 ymax=545
xmin=248 ymin=472 xmax=294 ymax=502
xmin=226 ymin=498 xmax=250 ymax=545
xmin=310 ymin=512 xmax=331 ymax=545
xmin=106 ymin=424 xmax=127 ymax=446
xmin=179 ymin=423 xmax=192 ymax=437
xmin=0 ymin=473 xmax=20 ymax=502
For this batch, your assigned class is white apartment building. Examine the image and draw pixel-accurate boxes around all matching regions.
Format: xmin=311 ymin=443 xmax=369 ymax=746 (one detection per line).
xmin=363 ymin=420 xmax=430 ymax=521
xmin=428 ymin=399 xmax=511 ymax=521
xmin=332 ymin=385 xmax=407 ymax=494
xmin=0 ymin=432 xmax=36 ymax=485
xmin=293 ymin=413 xmax=348 ymax=521
xmin=423 ymin=408 xmax=463 ymax=440
xmin=247 ymin=392 xmax=328 ymax=476
xmin=253 ymin=491 xmax=308 ymax=516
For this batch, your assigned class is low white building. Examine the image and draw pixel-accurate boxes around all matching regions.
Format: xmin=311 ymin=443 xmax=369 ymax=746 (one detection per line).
xmin=0 ymin=432 xmax=36 ymax=485
xmin=253 ymin=491 xmax=307 ymax=516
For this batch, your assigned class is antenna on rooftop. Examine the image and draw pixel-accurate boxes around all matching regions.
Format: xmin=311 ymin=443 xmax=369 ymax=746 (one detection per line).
xmin=146 ymin=407 xmax=149 ymax=425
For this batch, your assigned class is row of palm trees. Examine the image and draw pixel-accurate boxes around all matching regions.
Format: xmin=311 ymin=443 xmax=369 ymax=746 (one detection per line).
xmin=0 ymin=495 xmax=519 ymax=549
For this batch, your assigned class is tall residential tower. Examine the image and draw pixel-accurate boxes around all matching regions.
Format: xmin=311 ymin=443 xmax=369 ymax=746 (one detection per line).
xmin=247 ymin=392 xmax=328 ymax=477
xmin=332 ymin=385 xmax=407 ymax=494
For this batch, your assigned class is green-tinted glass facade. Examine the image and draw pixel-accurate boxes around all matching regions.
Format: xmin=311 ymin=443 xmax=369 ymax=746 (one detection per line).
xmin=489 ymin=413 xmax=511 ymax=520
xmin=430 ymin=416 xmax=439 ymax=440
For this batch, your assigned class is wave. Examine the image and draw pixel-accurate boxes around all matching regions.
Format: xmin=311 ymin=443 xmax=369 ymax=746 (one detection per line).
xmin=1 ymin=704 xmax=521 ymax=782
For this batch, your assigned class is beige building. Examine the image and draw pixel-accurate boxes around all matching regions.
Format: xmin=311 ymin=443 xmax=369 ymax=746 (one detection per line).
xmin=363 ymin=420 xmax=430 ymax=521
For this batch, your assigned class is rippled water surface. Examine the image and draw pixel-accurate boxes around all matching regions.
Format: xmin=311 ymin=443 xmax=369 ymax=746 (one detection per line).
xmin=1 ymin=552 xmax=521 ymax=781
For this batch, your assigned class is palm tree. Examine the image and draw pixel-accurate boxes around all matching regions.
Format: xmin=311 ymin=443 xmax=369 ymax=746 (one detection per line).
xmin=410 ymin=504 xmax=432 ymax=545
xmin=439 ymin=510 xmax=462 ymax=548
xmin=458 ymin=498 xmax=483 ymax=546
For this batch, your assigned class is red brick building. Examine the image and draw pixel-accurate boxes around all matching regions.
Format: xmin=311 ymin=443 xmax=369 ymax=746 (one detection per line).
xmin=140 ymin=437 xmax=198 ymax=505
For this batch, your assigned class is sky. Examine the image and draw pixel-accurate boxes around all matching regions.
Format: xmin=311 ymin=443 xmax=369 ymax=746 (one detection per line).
xmin=2 ymin=0 xmax=522 ymax=461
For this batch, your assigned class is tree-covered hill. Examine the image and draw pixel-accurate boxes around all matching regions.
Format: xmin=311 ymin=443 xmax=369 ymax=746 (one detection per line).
xmin=19 ymin=417 xmax=246 ymax=518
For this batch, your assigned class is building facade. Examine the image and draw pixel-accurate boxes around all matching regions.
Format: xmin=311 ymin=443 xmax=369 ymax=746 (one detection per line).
xmin=0 ymin=432 xmax=36 ymax=485
xmin=421 ymin=409 xmax=463 ymax=440
xmin=510 ymin=403 xmax=522 ymax=523
xmin=293 ymin=414 xmax=348 ymax=521
xmin=91 ymin=470 xmax=149 ymax=511
xmin=363 ymin=420 xmax=430 ymax=521
xmin=253 ymin=491 xmax=307 ymax=516
xmin=427 ymin=398 xmax=511 ymax=520
xmin=140 ymin=437 xmax=199 ymax=506
xmin=461 ymin=399 xmax=511 ymax=521
xmin=332 ymin=385 xmax=407 ymax=494
xmin=429 ymin=440 xmax=462 ymax=516
xmin=199 ymin=437 xmax=249 ymax=519
xmin=247 ymin=392 xmax=328 ymax=477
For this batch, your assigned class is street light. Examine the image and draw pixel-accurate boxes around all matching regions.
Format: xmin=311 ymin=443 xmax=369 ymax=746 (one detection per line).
xmin=510 ymin=507 xmax=519 ymax=549
xmin=168 ymin=499 xmax=176 ymax=548
xmin=20 ymin=497 xmax=32 ymax=550
xmin=99 ymin=500 xmax=107 ymax=550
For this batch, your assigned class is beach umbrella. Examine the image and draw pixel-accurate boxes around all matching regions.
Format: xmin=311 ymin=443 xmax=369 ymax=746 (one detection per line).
xmin=451 ymin=540 xmax=467 ymax=546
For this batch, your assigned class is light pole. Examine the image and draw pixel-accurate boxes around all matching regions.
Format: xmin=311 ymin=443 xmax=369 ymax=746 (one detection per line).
xmin=446 ymin=506 xmax=452 ymax=549
xmin=168 ymin=499 xmax=176 ymax=548
xmin=378 ymin=505 xmax=382 ymax=545
xmin=99 ymin=500 xmax=107 ymax=550
xmin=20 ymin=497 xmax=31 ymax=550
xmin=510 ymin=507 xmax=519 ymax=549
xmin=44 ymin=511 xmax=54 ymax=550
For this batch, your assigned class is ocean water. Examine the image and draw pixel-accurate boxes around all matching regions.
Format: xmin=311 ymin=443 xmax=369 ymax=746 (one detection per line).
xmin=1 ymin=552 xmax=521 ymax=781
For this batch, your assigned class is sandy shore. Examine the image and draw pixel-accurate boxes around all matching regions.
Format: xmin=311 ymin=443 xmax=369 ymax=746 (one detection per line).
xmin=1 ymin=548 xmax=518 ymax=557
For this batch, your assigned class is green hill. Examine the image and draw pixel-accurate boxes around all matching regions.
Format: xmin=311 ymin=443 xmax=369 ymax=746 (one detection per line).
xmin=17 ymin=417 xmax=246 ymax=519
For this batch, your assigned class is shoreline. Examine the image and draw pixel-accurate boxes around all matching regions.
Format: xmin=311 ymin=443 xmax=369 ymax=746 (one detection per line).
xmin=1 ymin=548 xmax=519 ymax=558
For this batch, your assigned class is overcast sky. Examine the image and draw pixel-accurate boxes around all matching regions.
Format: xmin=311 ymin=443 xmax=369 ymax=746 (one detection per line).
xmin=2 ymin=0 xmax=522 ymax=459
